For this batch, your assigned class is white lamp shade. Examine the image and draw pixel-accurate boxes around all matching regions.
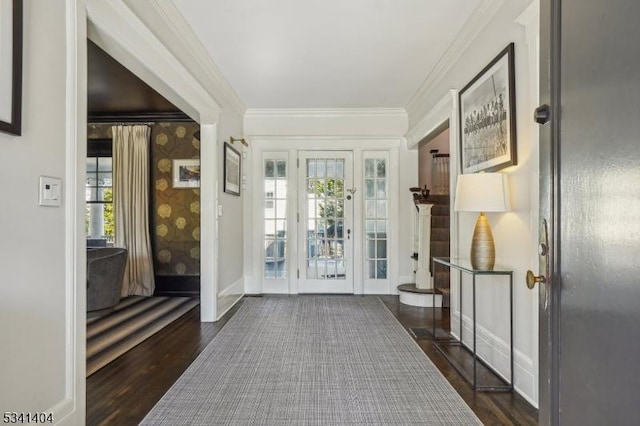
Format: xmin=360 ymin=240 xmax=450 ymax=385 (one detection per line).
xmin=454 ymin=173 xmax=511 ymax=212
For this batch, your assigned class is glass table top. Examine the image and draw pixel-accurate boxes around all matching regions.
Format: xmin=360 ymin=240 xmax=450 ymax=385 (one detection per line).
xmin=432 ymin=257 xmax=513 ymax=274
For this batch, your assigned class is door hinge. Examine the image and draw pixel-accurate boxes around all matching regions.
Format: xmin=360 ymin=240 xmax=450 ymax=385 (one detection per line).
xmin=297 ymin=158 xmax=299 ymax=168
xmin=297 ymin=269 xmax=300 ymax=279
xmin=297 ymin=212 xmax=299 ymax=222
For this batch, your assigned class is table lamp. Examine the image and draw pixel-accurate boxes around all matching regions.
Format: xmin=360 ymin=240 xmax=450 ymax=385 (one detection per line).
xmin=454 ymin=173 xmax=511 ymax=270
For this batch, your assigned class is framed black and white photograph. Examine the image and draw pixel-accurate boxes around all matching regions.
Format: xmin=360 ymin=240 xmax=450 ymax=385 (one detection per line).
xmin=459 ymin=43 xmax=516 ymax=174
xmin=172 ymin=159 xmax=200 ymax=188
xmin=0 ymin=0 xmax=23 ymax=136
xmin=224 ymin=142 xmax=241 ymax=196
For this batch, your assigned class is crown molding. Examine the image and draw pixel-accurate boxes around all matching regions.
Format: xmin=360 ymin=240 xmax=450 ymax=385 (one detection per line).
xmin=515 ymin=0 xmax=540 ymax=28
xmin=244 ymin=108 xmax=408 ymax=137
xmin=123 ymin=0 xmax=246 ymax=117
xmin=249 ymin=136 xmax=403 ymax=152
xmin=405 ymin=90 xmax=457 ymax=148
xmin=405 ymin=0 xmax=507 ymax=121
xmin=245 ymin=108 xmax=407 ymax=119
xmin=250 ymin=135 xmax=403 ymax=142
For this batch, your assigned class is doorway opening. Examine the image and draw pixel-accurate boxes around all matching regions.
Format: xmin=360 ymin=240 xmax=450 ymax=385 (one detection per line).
xmin=418 ymin=123 xmax=451 ymax=307
xmin=398 ymin=121 xmax=451 ymax=309
xmin=85 ymin=39 xmax=201 ymax=376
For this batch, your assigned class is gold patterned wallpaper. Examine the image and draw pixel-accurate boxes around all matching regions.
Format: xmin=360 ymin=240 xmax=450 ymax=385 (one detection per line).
xmin=88 ymin=122 xmax=201 ymax=277
xmin=151 ymin=122 xmax=200 ymax=276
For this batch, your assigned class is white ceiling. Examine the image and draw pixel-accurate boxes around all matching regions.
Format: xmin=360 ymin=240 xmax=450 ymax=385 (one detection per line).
xmin=171 ymin=0 xmax=484 ymax=109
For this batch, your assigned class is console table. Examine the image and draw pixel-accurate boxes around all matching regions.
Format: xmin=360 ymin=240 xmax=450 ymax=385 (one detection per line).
xmin=431 ymin=257 xmax=513 ymax=392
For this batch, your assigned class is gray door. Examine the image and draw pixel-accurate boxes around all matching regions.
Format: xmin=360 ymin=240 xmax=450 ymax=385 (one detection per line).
xmin=537 ymin=0 xmax=640 ymax=423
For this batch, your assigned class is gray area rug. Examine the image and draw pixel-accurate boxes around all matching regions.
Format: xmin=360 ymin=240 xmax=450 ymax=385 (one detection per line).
xmin=142 ymin=296 xmax=480 ymax=425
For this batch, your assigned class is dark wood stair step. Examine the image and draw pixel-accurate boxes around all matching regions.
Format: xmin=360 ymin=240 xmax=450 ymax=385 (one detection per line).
xmin=397 ymin=283 xmax=442 ymax=295
xmin=431 ymin=216 xmax=449 ymax=228
xmin=424 ymin=195 xmax=450 ymax=204
xmin=431 ymin=228 xmax=449 ymax=242
xmin=430 ymin=204 xmax=450 ymax=216
xmin=431 ymin=241 xmax=450 ymax=255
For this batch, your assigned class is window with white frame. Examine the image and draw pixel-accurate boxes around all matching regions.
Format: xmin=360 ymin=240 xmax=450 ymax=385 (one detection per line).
xmin=264 ymin=159 xmax=287 ymax=279
xmin=364 ymin=157 xmax=388 ymax=279
xmin=86 ymin=156 xmax=114 ymax=246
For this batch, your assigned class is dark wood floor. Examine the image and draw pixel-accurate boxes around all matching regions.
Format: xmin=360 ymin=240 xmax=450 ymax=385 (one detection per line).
xmin=86 ymin=295 xmax=537 ymax=425
xmin=378 ymin=296 xmax=538 ymax=425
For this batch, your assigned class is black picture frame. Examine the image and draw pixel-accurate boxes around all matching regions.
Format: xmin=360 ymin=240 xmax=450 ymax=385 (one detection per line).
xmin=223 ymin=142 xmax=241 ymax=196
xmin=459 ymin=43 xmax=516 ymax=173
xmin=0 ymin=0 xmax=23 ymax=136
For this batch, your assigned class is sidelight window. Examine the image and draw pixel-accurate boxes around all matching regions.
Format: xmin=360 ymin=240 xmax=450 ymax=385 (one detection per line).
xmin=264 ymin=158 xmax=287 ymax=279
xmin=364 ymin=157 xmax=388 ymax=279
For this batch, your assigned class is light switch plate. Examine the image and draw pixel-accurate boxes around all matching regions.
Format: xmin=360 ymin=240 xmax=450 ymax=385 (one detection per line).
xmin=39 ymin=176 xmax=62 ymax=207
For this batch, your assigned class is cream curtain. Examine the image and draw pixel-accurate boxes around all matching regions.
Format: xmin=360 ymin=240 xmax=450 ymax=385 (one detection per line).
xmin=112 ymin=125 xmax=155 ymax=296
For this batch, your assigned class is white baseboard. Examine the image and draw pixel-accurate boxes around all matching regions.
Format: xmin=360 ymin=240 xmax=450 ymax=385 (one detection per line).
xmin=243 ymin=276 xmax=261 ymax=294
xmin=219 ymin=276 xmax=245 ymax=298
xmin=48 ymin=398 xmax=75 ymax=426
xmin=363 ymin=281 xmax=391 ymax=295
xmin=243 ymin=278 xmax=291 ymax=294
xmin=451 ymin=313 xmax=537 ymax=406
xmin=217 ymin=277 xmax=245 ymax=321
xmin=262 ymin=281 xmax=291 ymax=294
xmin=511 ymin=347 xmax=537 ymax=408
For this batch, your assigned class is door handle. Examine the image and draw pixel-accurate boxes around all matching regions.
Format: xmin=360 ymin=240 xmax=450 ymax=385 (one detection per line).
xmin=534 ymin=104 xmax=551 ymax=125
xmin=346 ymin=188 xmax=356 ymax=201
xmin=532 ymin=219 xmax=551 ymax=309
xmin=526 ymin=270 xmax=545 ymax=289
xmin=527 ymin=242 xmax=549 ymax=289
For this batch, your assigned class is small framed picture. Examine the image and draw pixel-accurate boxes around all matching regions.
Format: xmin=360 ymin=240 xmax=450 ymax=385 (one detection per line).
xmin=459 ymin=43 xmax=517 ymax=174
xmin=172 ymin=159 xmax=200 ymax=188
xmin=0 ymin=0 xmax=23 ymax=136
xmin=224 ymin=143 xmax=241 ymax=196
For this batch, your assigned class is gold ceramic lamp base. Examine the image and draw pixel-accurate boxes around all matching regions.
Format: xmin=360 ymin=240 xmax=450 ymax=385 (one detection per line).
xmin=470 ymin=212 xmax=495 ymax=270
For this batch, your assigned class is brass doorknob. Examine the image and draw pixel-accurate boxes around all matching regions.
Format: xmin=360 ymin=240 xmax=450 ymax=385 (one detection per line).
xmin=526 ymin=270 xmax=545 ymax=289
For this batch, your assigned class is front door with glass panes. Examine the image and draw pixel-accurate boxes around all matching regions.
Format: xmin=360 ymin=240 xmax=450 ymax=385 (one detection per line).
xmin=298 ymin=151 xmax=354 ymax=293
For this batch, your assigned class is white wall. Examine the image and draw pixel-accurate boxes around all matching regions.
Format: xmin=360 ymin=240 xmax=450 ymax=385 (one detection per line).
xmin=0 ymin=0 xmax=86 ymax=421
xmin=215 ymin=110 xmax=246 ymax=314
xmin=406 ymin=0 xmax=539 ymax=406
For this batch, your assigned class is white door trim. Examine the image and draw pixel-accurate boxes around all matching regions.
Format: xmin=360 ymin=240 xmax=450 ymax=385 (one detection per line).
xmin=56 ymin=1 xmax=86 ymax=423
